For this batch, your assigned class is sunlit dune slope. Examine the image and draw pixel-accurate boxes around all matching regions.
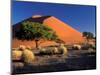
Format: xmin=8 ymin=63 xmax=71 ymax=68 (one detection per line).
xmin=12 ymin=15 xmax=84 ymax=48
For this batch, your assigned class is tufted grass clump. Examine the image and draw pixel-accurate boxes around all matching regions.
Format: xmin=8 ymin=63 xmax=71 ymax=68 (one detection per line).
xmin=52 ymin=47 xmax=59 ymax=54
xmin=39 ymin=48 xmax=52 ymax=55
xmin=39 ymin=47 xmax=59 ymax=55
xmin=12 ymin=50 xmax=23 ymax=60
xmin=12 ymin=45 xmax=35 ymax=64
xmin=26 ymin=45 xmax=32 ymax=51
xmin=73 ymin=44 xmax=81 ymax=50
xmin=19 ymin=45 xmax=26 ymax=51
xmin=59 ymin=44 xmax=68 ymax=55
xmin=22 ymin=49 xmax=35 ymax=64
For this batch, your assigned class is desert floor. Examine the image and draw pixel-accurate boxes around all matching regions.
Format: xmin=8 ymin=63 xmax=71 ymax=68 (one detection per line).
xmin=12 ymin=50 xmax=96 ymax=74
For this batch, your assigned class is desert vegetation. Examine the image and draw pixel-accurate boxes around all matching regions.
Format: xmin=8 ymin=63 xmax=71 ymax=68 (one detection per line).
xmin=12 ymin=44 xmax=96 ymax=74
xmin=12 ymin=21 xmax=96 ymax=74
xmin=15 ymin=21 xmax=59 ymax=49
xmin=12 ymin=45 xmax=35 ymax=64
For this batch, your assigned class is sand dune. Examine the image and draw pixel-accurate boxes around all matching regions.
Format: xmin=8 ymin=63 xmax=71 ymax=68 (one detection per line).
xmin=43 ymin=16 xmax=84 ymax=43
xmin=12 ymin=15 xmax=85 ymax=48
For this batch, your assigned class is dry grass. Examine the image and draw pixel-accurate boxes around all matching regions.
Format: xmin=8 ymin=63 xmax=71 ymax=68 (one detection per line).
xmin=19 ymin=45 xmax=26 ymax=50
xmin=26 ymin=45 xmax=32 ymax=50
xmin=22 ymin=49 xmax=35 ymax=64
xmin=53 ymin=47 xmax=59 ymax=54
xmin=59 ymin=44 xmax=68 ymax=55
xmin=12 ymin=50 xmax=23 ymax=60
xmin=73 ymin=44 xmax=81 ymax=50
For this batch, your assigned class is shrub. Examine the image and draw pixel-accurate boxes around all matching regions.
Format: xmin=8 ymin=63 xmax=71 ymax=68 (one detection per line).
xmin=92 ymin=45 xmax=96 ymax=50
xmin=88 ymin=44 xmax=96 ymax=53
xmin=22 ymin=49 xmax=35 ymax=64
xmin=26 ymin=45 xmax=32 ymax=51
xmin=88 ymin=48 xmax=94 ymax=53
xmin=12 ymin=50 xmax=23 ymax=60
xmin=81 ymin=44 xmax=95 ymax=50
xmin=60 ymin=47 xmax=68 ymax=55
xmin=19 ymin=45 xmax=26 ymax=51
xmin=39 ymin=48 xmax=52 ymax=55
xmin=39 ymin=46 xmax=67 ymax=55
xmin=39 ymin=47 xmax=59 ymax=55
xmin=73 ymin=44 xmax=81 ymax=50
xmin=59 ymin=44 xmax=68 ymax=55
xmin=53 ymin=47 xmax=59 ymax=54
xmin=39 ymin=48 xmax=46 ymax=54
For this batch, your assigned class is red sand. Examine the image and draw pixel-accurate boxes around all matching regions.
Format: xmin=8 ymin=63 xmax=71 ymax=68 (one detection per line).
xmin=43 ymin=16 xmax=84 ymax=44
xmin=12 ymin=16 xmax=85 ymax=48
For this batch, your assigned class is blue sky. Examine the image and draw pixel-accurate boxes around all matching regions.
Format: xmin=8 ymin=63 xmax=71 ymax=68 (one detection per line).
xmin=12 ymin=1 xmax=96 ymax=35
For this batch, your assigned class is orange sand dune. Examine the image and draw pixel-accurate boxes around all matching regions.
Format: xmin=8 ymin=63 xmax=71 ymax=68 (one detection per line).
xmin=12 ymin=39 xmax=57 ymax=48
xmin=12 ymin=16 xmax=85 ymax=48
xmin=43 ymin=16 xmax=84 ymax=44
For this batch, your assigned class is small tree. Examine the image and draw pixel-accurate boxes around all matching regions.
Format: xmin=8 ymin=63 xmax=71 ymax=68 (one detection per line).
xmin=82 ymin=32 xmax=94 ymax=43
xmin=15 ymin=21 xmax=59 ymax=49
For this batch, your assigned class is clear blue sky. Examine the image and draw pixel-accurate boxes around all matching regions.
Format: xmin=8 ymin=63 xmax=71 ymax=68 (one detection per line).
xmin=12 ymin=1 xmax=96 ymax=35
